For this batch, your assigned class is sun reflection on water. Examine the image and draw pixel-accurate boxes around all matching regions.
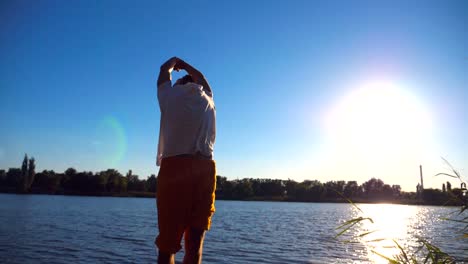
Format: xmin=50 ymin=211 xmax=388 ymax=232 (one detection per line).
xmin=356 ymin=204 xmax=421 ymax=263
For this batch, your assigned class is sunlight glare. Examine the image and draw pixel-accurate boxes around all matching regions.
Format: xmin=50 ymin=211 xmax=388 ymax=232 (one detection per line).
xmin=320 ymin=80 xmax=435 ymax=187
xmin=357 ymin=204 xmax=420 ymax=263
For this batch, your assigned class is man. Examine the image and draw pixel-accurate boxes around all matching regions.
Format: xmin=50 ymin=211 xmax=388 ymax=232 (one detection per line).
xmin=155 ymin=57 xmax=216 ymax=264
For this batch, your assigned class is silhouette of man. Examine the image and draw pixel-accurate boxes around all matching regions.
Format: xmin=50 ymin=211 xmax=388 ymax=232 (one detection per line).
xmin=155 ymin=57 xmax=216 ymax=264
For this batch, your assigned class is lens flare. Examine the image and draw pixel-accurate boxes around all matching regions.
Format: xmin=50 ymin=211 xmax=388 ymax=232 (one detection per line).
xmin=94 ymin=116 xmax=127 ymax=168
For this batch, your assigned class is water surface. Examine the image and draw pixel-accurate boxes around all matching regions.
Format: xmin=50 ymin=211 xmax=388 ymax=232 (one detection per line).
xmin=0 ymin=194 xmax=466 ymax=263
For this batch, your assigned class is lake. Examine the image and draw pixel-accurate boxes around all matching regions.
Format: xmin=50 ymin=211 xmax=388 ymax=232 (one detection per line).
xmin=0 ymin=194 xmax=466 ymax=263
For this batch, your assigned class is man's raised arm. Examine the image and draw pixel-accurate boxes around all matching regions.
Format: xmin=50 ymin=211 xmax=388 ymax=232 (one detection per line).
xmin=157 ymin=57 xmax=179 ymax=88
xmin=175 ymin=59 xmax=213 ymax=96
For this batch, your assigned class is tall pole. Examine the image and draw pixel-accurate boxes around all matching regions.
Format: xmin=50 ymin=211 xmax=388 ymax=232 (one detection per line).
xmin=420 ymin=165 xmax=424 ymax=190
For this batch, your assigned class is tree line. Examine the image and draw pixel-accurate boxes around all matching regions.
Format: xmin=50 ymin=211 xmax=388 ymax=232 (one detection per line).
xmin=0 ymin=154 xmax=156 ymax=197
xmin=216 ymin=176 xmax=465 ymax=205
xmin=0 ymin=154 xmax=465 ymax=205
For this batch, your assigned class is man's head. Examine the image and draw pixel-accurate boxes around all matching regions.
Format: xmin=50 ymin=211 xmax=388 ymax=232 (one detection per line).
xmin=174 ymin=74 xmax=194 ymax=86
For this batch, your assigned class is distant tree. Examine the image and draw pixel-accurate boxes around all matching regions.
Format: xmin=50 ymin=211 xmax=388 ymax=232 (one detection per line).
xmin=32 ymin=170 xmax=48 ymax=191
xmin=6 ymin=168 xmax=21 ymax=188
xmin=232 ymin=179 xmax=253 ymax=199
xmin=422 ymin=188 xmax=446 ymax=205
xmin=344 ymin=181 xmax=359 ymax=198
xmin=357 ymin=185 xmax=364 ymax=197
xmin=49 ymin=173 xmax=63 ymax=193
xmin=381 ymin=184 xmax=393 ymax=199
xmin=293 ymin=182 xmax=308 ymax=201
xmin=104 ymin=169 xmax=122 ymax=192
xmin=126 ymin=170 xmax=142 ymax=192
xmin=215 ymin=176 xmax=227 ymax=194
xmin=323 ymin=180 xmax=345 ymax=199
xmin=251 ymin=179 xmax=264 ymax=197
xmin=216 ymin=176 xmax=233 ymax=199
xmin=77 ymin=172 xmax=90 ymax=192
xmin=146 ymin=174 xmax=157 ymax=193
xmin=284 ymin=179 xmax=299 ymax=199
xmin=266 ymin=179 xmax=285 ymax=197
xmin=83 ymin=171 xmax=96 ymax=192
xmin=21 ymin=154 xmax=28 ymax=176
xmin=309 ymin=181 xmax=325 ymax=201
xmin=119 ymin=176 xmax=128 ymax=193
xmin=336 ymin=181 xmax=346 ymax=194
xmin=449 ymin=188 xmax=465 ymax=203
xmin=289 ymin=180 xmax=324 ymax=202
xmin=19 ymin=154 xmax=28 ymax=192
xmin=250 ymin=179 xmax=284 ymax=197
xmin=65 ymin=168 xmax=94 ymax=193
xmin=33 ymin=170 xmax=61 ymax=193
xmin=136 ymin=179 xmax=147 ymax=192
xmin=0 ymin=170 xmax=6 ymax=186
xmin=65 ymin=168 xmax=77 ymax=175
xmin=401 ymin=191 xmax=417 ymax=201
xmin=26 ymin=157 xmax=36 ymax=192
xmin=391 ymin=185 xmax=401 ymax=197
xmin=126 ymin=170 xmax=134 ymax=183
xmin=4 ymin=154 xmax=455 ymax=204
xmin=62 ymin=168 xmax=77 ymax=191
xmin=94 ymin=171 xmax=109 ymax=192
xmin=361 ymin=178 xmax=385 ymax=199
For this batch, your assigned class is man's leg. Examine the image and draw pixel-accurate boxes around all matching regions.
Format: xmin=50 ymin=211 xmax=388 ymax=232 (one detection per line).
xmin=156 ymin=157 xmax=191 ymax=264
xmin=158 ymin=251 xmax=175 ymax=264
xmin=182 ymin=228 xmax=206 ymax=264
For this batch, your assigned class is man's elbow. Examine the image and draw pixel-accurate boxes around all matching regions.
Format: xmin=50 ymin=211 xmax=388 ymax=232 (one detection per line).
xmin=160 ymin=65 xmax=170 ymax=73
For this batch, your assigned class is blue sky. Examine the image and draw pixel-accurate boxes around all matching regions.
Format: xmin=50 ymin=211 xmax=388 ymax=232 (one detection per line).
xmin=1 ymin=0 xmax=466 ymax=191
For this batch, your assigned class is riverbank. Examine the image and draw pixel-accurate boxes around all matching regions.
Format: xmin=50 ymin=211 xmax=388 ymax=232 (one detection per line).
xmin=0 ymin=188 xmax=463 ymax=206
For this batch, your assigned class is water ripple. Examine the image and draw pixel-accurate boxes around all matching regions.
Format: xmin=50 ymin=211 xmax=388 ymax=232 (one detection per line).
xmin=0 ymin=194 xmax=467 ymax=263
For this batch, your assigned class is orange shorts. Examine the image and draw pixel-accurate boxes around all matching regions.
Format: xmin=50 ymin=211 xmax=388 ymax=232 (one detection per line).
xmin=155 ymin=156 xmax=216 ymax=254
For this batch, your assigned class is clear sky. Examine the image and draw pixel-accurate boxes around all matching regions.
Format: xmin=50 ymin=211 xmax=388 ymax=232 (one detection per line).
xmin=1 ymin=0 xmax=466 ymax=191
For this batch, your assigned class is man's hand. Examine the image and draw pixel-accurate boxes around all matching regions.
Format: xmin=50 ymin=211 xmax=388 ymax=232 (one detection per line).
xmin=173 ymin=60 xmax=183 ymax=72
xmin=162 ymin=56 xmax=179 ymax=71
xmin=173 ymin=59 xmax=188 ymax=72
xmin=174 ymin=59 xmax=213 ymax=97
xmin=157 ymin=57 xmax=179 ymax=87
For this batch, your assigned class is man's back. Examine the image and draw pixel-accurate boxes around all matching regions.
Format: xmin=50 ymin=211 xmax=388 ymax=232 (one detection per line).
xmin=157 ymin=81 xmax=216 ymax=166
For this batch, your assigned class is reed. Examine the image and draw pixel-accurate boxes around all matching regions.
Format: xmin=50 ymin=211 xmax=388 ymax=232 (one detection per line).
xmin=336 ymin=158 xmax=467 ymax=263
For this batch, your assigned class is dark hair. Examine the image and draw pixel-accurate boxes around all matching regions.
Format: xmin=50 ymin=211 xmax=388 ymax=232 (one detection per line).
xmin=176 ymin=74 xmax=194 ymax=85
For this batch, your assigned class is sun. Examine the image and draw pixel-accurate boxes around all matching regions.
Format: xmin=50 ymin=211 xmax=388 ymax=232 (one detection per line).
xmin=323 ymin=80 xmax=433 ymax=165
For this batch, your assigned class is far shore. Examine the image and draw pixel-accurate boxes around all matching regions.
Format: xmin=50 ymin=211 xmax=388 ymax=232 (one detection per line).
xmin=0 ymin=188 xmax=461 ymax=207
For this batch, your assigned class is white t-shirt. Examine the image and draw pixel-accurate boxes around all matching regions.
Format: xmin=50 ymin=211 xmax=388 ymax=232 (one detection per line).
xmin=156 ymin=81 xmax=216 ymax=166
